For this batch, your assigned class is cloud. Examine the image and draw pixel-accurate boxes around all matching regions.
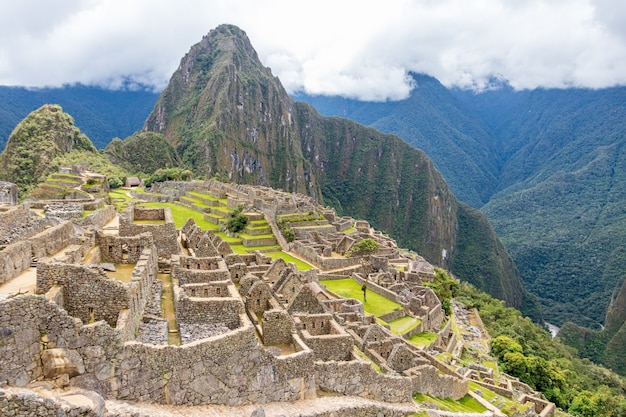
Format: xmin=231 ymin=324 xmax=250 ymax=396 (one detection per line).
xmin=0 ymin=0 xmax=624 ymax=100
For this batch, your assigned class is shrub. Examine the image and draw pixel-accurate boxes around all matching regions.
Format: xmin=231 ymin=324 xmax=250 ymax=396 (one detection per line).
xmin=107 ymin=176 xmax=123 ymax=189
xmin=226 ymin=205 xmax=248 ymax=234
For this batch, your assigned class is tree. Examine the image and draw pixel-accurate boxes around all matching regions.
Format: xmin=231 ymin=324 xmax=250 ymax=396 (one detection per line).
xmin=490 ymin=335 xmax=523 ymax=360
xmin=226 ymin=205 xmax=248 ymax=234
xmin=346 ymin=238 xmax=379 ymax=257
xmin=107 ymin=176 xmax=123 ymax=189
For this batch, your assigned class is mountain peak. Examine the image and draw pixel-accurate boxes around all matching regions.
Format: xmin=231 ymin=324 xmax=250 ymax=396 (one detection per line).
xmin=0 ymin=104 xmax=97 ymax=196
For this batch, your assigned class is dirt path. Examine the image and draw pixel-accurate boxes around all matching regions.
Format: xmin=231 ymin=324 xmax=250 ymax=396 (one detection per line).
xmin=104 ymin=395 xmax=419 ymax=417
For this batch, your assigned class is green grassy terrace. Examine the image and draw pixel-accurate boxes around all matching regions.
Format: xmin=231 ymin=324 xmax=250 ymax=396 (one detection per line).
xmin=320 ymin=278 xmax=401 ymax=316
xmin=414 ymin=393 xmax=486 ymax=413
xmin=385 ymin=316 xmax=422 ymax=335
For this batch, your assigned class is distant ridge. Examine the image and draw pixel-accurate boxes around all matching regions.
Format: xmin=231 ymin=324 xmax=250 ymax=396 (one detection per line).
xmin=0 ymin=84 xmax=158 ymax=149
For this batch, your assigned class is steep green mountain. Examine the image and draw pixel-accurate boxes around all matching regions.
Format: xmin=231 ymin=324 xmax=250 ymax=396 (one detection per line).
xmin=0 ymin=85 xmax=158 ymax=150
xmin=143 ymin=25 xmax=319 ymax=198
xmin=466 ymin=88 xmax=626 ymax=328
xmin=142 ymin=24 xmax=535 ymax=316
xmin=104 ymin=131 xmax=183 ymax=174
xmin=293 ymin=74 xmax=501 ymax=208
xmin=0 ymin=104 xmax=98 ymax=196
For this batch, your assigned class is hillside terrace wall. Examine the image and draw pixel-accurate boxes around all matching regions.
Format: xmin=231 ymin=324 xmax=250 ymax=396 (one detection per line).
xmin=315 ymin=360 xmax=413 ymax=403
xmin=28 ymin=198 xmax=105 ymax=211
xmin=0 ymin=295 xmax=317 ymax=406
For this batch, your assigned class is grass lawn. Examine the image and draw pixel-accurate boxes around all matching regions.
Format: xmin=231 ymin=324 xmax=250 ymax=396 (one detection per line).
xmin=387 ymin=316 xmax=422 ymax=335
xmin=138 ymin=202 xmax=219 ymax=230
xmin=414 ymin=393 xmax=486 ymax=413
xmin=265 ymin=251 xmax=313 ymax=271
xmin=186 ymin=190 xmax=227 ymax=204
xmin=467 ymin=381 xmax=531 ymax=415
xmin=229 ymin=244 xmax=281 ymax=254
xmin=319 ymin=278 xmax=401 ymax=317
xmin=408 ymin=331 xmax=438 ymax=347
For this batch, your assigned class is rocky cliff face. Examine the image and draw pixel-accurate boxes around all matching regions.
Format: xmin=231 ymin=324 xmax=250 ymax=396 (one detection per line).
xmin=143 ymin=24 xmax=534 ymax=314
xmin=0 ymin=104 xmax=96 ymax=196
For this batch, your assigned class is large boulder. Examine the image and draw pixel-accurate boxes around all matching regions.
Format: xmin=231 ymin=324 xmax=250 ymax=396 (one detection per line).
xmin=41 ymin=348 xmax=85 ymax=379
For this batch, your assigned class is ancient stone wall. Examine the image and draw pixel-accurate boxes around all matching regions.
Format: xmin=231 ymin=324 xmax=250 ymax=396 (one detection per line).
xmin=175 ymin=291 xmax=244 ymax=330
xmin=178 ymin=255 xmax=223 ymax=270
xmin=315 ymin=360 xmax=413 ymax=403
xmin=410 ymin=364 xmax=467 ymax=400
xmin=96 ymin=233 xmax=153 ymax=264
xmin=261 ymin=309 xmax=295 ymax=345
xmin=76 ymin=205 xmax=116 ymax=228
xmin=181 ymin=282 xmax=232 ymax=298
xmin=36 ymin=262 xmax=130 ymax=327
xmin=0 ymin=295 xmax=85 ymax=386
xmin=28 ymin=220 xmax=76 ymax=260
xmin=291 ymin=240 xmax=361 ymax=270
xmin=0 ymin=295 xmax=318 ymax=406
xmin=0 ymin=386 xmax=104 ymax=417
xmin=0 ymin=240 xmax=32 ymax=284
xmin=119 ymin=207 xmax=180 ymax=258
xmin=0 ymin=182 xmax=17 ymax=206
xmin=44 ymin=202 xmax=84 ymax=219
xmin=0 ymin=204 xmax=30 ymax=239
xmin=28 ymin=198 xmax=105 ymax=211
xmin=173 ymin=267 xmax=231 ymax=285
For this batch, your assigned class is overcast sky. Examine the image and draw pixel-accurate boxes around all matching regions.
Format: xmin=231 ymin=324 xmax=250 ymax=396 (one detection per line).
xmin=1 ymin=0 xmax=625 ymax=100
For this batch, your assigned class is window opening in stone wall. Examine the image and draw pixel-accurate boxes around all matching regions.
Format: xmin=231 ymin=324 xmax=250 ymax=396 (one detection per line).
xmin=88 ymin=307 xmax=95 ymax=324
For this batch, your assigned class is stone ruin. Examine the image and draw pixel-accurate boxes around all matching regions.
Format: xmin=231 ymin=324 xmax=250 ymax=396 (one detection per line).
xmin=0 ymin=181 xmax=17 ymax=206
xmin=0 ymin=180 xmax=555 ymax=416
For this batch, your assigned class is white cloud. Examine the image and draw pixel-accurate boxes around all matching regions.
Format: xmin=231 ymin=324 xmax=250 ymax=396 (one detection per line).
xmin=0 ymin=0 xmax=624 ymax=99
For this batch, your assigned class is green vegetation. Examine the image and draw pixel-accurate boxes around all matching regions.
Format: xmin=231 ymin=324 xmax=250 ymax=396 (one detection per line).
xmin=138 ymin=202 xmax=218 ymax=230
xmin=0 ymin=104 xmax=98 ymax=197
xmin=320 ymin=278 xmax=401 ymax=317
xmin=225 ymin=205 xmax=249 ymax=233
xmin=144 ymin=167 xmax=193 ymax=188
xmin=386 ymin=316 xmax=422 ymax=335
xmin=346 ymin=238 xmax=379 ymax=257
xmin=264 ymin=251 xmax=313 ymax=271
xmin=456 ymin=282 xmax=626 ymax=415
xmin=104 ymin=131 xmax=182 ymax=174
xmin=423 ymin=268 xmax=459 ymax=315
xmin=408 ymin=331 xmax=438 ymax=347
xmin=414 ymin=393 xmax=486 ymax=413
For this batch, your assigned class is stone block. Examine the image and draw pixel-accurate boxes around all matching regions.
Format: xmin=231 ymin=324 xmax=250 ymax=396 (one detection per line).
xmin=41 ymin=348 xmax=85 ymax=378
